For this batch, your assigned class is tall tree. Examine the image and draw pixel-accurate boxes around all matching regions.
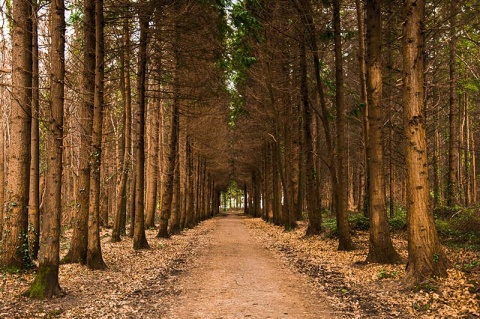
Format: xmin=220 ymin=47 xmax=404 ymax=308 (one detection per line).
xmin=0 ymin=0 xmax=33 ymax=270
xmin=133 ymin=3 xmax=151 ymax=249
xmin=28 ymin=1 xmax=40 ymax=260
xmin=86 ymin=0 xmax=107 ymax=269
xmin=300 ymin=35 xmax=322 ymax=235
xmin=365 ymin=0 xmax=401 ymax=264
xmin=27 ymin=0 xmax=65 ymax=298
xmin=446 ymin=0 xmax=459 ymax=207
xmin=355 ymin=0 xmax=369 ymax=216
xmin=332 ymin=0 xmax=354 ymax=251
xmin=295 ymin=0 xmax=334 ymax=236
xmin=112 ymin=14 xmax=132 ymax=243
xmin=402 ymin=0 xmax=448 ymax=285
xmin=62 ymin=0 xmax=96 ymax=264
xmin=157 ymin=5 xmax=181 ymax=238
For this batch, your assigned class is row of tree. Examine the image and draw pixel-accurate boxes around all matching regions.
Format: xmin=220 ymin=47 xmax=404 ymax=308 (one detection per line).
xmin=0 ymin=0 xmax=230 ymax=298
xmin=0 ymin=0 xmax=477 ymax=298
xmin=232 ymin=0 xmax=479 ymax=286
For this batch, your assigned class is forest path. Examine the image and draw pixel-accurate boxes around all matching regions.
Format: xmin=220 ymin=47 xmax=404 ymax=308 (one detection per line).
xmin=165 ymin=213 xmax=336 ymax=319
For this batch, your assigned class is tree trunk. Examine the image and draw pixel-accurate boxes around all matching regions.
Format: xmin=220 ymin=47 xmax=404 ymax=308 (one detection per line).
xmin=355 ymin=0 xmax=369 ymax=217
xmin=365 ymin=0 xmax=401 ymax=264
xmin=463 ymin=97 xmax=470 ymax=206
xmin=27 ymin=0 xmax=65 ymax=297
xmin=127 ymin=174 xmax=136 ymax=238
xmin=300 ymin=37 xmax=322 ymax=235
xmin=169 ymin=151 xmax=181 ymax=235
xmin=62 ymin=0 xmax=95 ymax=264
xmin=28 ymin=4 xmax=40 ymax=260
xmin=402 ymin=0 xmax=448 ymax=286
xmin=333 ymin=0 xmax=355 ymax=251
xmin=1 ymin=0 xmax=33 ymax=269
xmin=0 ymin=96 xmax=4 ymax=241
xmin=145 ymin=85 xmax=160 ymax=228
xmin=133 ymin=6 xmax=150 ymax=250
xmin=86 ymin=0 xmax=107 ymax=269
xmin=111 ymin=16 xmax=131 ymax=243
xmin=157 ymin=95 xmax=179 ymax=237
xmin=157 ymin=11 xmax=181 ymax=237
xmin=447 ymin=1 xmax=459 ymax=208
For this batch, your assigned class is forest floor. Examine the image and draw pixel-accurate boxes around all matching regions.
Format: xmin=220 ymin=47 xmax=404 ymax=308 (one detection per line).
xmin=0 ymin=211 xmax=479 ymax=318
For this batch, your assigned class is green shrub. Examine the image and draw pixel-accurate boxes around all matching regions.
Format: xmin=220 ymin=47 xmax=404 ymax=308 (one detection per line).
xmin=348 ymin=213 xmax=370 ymax=231
xmin=323 ymin=217 xmax=337 ymax=235
xmin=435 ymin=219 xmax=455 ymax=238
xmin=450 ymin=210 xmax=480 ymax=245
xmin=389 ymin=209 xmax=407 ymax=231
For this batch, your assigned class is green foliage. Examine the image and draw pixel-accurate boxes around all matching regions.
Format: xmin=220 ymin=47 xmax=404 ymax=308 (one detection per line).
xmin=322 ymin=216 xmax=337 ymax=237
xmin=377 ymin=269 xmax=399 ymax=280
xmin=67 ymin=7 xmax=83 ymax=25
xmin=348 ymin=213 xmax=370 ymax=231
xmin=19 ymin=232 xmax=35 ymax=270
xmin=223 ymin=0 xmax=263 ymax=127
xmin=389 ymin=208 xmax=407 ymax=231
xmin=450 ymin=210 xmax=480 ymax=246
xmin=434 ymin=219 xmax=453 ymax=238
xmin=413 ymin=280 xmax=439 ymax=293
xmin=349 ymin=102 xmax=366 ymax=118
xmin=412 ymin=301 xmax=432 ymax=312
xmin=456 ymin=259 xmax=480 ymax=272
xmin=435 ymin=208 xmax=480 ymax=249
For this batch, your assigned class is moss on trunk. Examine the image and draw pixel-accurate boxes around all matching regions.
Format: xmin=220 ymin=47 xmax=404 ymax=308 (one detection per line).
xmin=26 ymin=265 xmax=62 ymax=299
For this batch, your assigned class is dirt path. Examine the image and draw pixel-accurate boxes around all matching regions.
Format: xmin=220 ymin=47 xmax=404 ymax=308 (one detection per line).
xmin=165 ymin=213 xmax=337 ymax=319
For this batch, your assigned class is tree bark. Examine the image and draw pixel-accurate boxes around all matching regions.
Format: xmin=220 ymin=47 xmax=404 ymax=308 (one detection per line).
xmin=111 ymin=15 xmax=131 ymax=243
xmin=62 ymin=0 xmax=95 ymax=264
xmin=28 ymin=4 xmax=40 ymax=260
xmin=157 ymin=11 xmax=180 ymax=237
xmin=402 ymin=0 xmax=448 ymax=286
xmin=333 ymin=0 xmax=355 ymax=251
xmin=447 ymin=0 xmax=459 ymax=207
xmin=86 ymin=0 xmax=107 ymax=269
xmin=27 ymin=0 xmax=65 ymax=297
xmin=133 ymin=5 xmax=151 ymax=250
xmin=355 ymin=0 xmax=369 ymax=217
xmin=145 ymin=83 xmax=160 ymax=229
xmin=1 ymin=0 xmax=33 ymax=269
xmin=300 ymin=37 xmax=322 ymax=235
xmin=365 ymin=0 xmax=401 ymax=264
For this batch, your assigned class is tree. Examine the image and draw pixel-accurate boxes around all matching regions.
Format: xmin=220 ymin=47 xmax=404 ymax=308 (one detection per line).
xmin=132 ymin=3 xmax=151 ymax=249
xmin=28 ymin=1 xmax=40 ymax=260
xmin=0 ymin=0 xmax=33 ymax=270
xmin=332 ymin=0 xmax=354 ymax=251
xmin=354 ymin=0 xmax=369 ymax=216
xmin=86 ymin=0 xmax=107 ymax=269
xmin=365 ymin=0 xmax=401 ymax=264
xmin=300 ymin=34 xmax=322 ymax=235
xmin=63 ymin=0 xmax=96 ymax=264
xmin=112 ymin=13 xmax=132 ymax=243
xmin=402 ymin=0 xmax=448 ymax=285
xmin=446 ymin=0 xmax=459 ymax=207
xmin=27 ymin=0 xmax=65 ymax=298
xmin=157 ymin=4 xmax=181 ymax=239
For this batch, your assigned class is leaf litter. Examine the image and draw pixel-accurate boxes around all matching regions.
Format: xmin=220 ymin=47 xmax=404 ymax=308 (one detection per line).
xmin=244 ymin=217 xmax=480 ymax=319
xmin=0 ymin=215 xmax=478 ymax=318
